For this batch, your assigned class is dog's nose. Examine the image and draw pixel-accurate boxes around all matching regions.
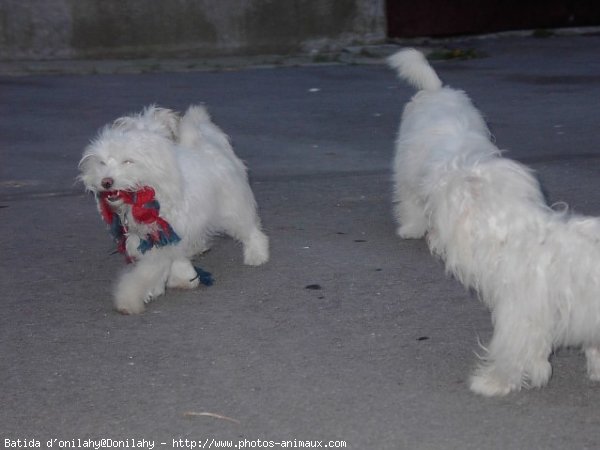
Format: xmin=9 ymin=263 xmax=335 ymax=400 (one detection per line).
xmin=101 ymin=177 xmax=114 ymax=190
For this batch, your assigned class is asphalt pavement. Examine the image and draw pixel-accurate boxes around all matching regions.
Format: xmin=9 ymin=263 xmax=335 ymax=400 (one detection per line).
xmin=2 ymin=33 xmax=600 ymax=450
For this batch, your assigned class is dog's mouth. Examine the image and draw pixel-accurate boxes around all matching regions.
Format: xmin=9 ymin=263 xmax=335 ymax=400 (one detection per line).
xmin=97 ymin=187 xmax=147 ymax=205
xmin=102 ymin=190 xmax=122 ymax=203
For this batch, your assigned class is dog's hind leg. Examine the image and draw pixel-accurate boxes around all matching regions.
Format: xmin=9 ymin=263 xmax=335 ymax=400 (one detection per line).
xmin=223 ymin=206 xmax=269 ymax=266
xmin=240 ymin=226 xmax=269 ymax=266
xmin=585 ymin=346 xmax=600 ymax=381
xmin=469 ymin=301 xmax=552 ymax=396
xmin=394 ymin=193 xmax=427 ymax=239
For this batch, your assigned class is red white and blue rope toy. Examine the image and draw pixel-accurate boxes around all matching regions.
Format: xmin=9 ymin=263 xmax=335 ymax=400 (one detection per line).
xmin=97 ymin=186 xmax=213 ymax=286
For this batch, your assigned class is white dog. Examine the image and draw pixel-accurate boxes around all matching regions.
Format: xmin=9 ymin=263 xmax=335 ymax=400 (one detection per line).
xmin=388 ymin=48 xmax=600 ymax=396
xmin=79 ymin=105 xmax=269 ymax=314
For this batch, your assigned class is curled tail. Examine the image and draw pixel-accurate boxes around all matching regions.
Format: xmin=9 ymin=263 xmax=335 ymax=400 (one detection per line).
xmin=387 ymin=48 xmax=442 ymax=91
xmin=179 ymin=104 xmax=232 ymax=151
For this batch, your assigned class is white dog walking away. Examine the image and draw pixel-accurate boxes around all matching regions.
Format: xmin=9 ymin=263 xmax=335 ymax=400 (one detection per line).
xmin=79 ymin=105 xmax=269 ymax=314
xmin=388 ymin=48 xmax=600 ymax=396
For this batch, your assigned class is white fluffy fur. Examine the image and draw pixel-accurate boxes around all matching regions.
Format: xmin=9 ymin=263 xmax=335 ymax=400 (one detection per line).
xmin=79 ymin=105 xmax=269 ymax=314
xmin=389 ymin=48 xmax=600 ymax=396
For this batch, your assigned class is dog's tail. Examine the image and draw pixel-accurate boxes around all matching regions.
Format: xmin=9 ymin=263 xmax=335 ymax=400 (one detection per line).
xmin=179 ymin=105 xmax=232 ymax=152
xmin=387 ymin=48 xmax=442 ymax=91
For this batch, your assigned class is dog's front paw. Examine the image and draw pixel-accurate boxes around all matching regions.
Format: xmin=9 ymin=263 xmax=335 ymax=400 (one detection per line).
xmin=144 ymin=283 xmax=165 ymax=304
xmin=469 ymin=366 xmax=520 ymax=397
xmin=114 ymin=277 xmax=152 ymax=315
xmin=525 ymin=360 xmax=552 ymax=388
xmin=167 ymin=276 xmax=200 ymax=290
xmin=167 ymin=259 xmax=201 ymax=289
xmin=114 ymin=295 xmax=146 ymax=315
xmin=397 ymin=224 xmax=426 ymax=239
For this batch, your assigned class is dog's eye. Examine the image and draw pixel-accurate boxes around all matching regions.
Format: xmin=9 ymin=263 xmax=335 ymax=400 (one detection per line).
xmin=99 ymin=161 xmax=107 ymax=166
xmin=122 ymin=159 xmax=134 ymax=165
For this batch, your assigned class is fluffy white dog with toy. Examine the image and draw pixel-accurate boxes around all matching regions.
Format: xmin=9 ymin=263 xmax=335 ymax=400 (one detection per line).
xmin=388 ymin=48 xmax=600 ymax=396
xmin=79 ymin=105 xmax=269 ymax=314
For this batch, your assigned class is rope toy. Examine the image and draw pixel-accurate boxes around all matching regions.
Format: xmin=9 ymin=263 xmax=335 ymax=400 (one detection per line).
xmin=96 ymin=186 xmax=213 ymax=286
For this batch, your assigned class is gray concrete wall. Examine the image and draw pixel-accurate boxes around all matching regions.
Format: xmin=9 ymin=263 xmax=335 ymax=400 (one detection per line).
xmin=0 ymin=0 xmax=386 ymax=61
